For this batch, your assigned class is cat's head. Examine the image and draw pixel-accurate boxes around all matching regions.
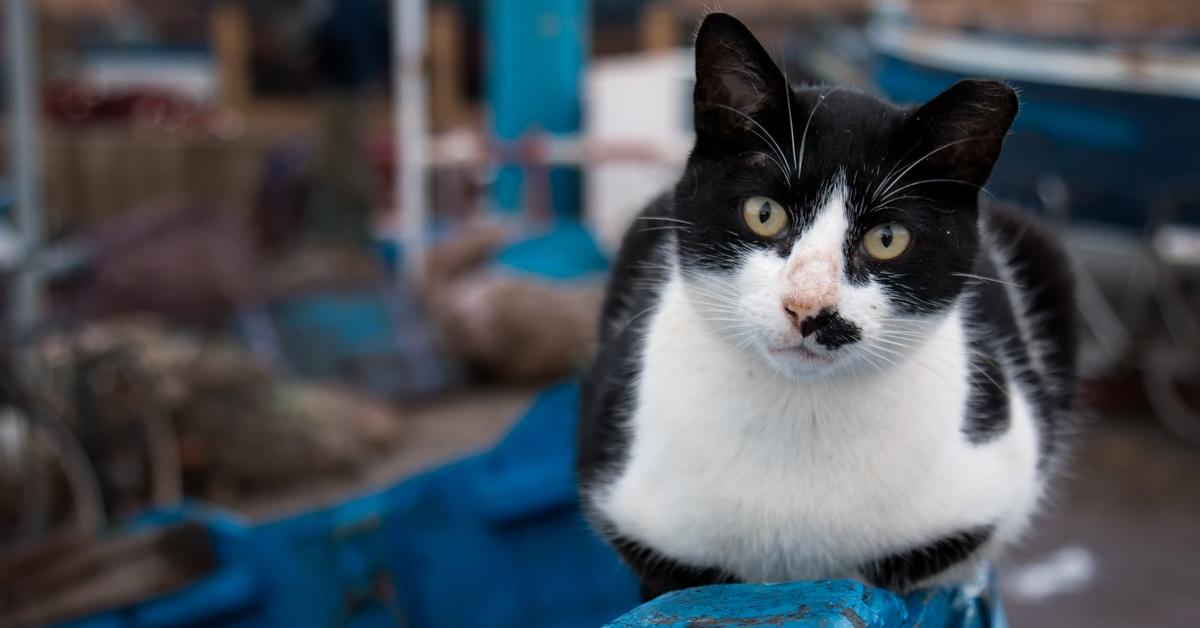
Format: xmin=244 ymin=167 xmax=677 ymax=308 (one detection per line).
xmin=672 ymin=13 xmax=1017 ymax=378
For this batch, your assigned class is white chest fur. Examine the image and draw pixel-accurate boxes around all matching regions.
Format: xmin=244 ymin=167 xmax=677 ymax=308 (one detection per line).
xmin=596 ymin=276 xmax=1042 ymax=583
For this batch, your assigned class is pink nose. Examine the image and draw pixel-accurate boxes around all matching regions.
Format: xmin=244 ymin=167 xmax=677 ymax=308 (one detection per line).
xmin=783 ymin=299 xmax=825 ymax=323
xmin=782 ymin=255 xmax=839 ymax=331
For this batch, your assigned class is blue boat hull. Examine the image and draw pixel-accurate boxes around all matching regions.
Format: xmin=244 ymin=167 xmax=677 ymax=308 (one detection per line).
xmin=877 ymin=53 xmax=1200 ymax=228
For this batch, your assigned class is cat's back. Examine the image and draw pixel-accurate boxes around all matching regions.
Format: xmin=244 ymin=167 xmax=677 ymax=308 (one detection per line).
xmin=970 ymin=203 xmax=1078 ymax=467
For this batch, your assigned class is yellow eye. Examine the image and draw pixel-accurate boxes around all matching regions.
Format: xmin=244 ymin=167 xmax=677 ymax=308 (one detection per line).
xmin=862 ymin=223 xmax=911 ymax=260
xmin=742 ymin=196 xmax=788 ymax=238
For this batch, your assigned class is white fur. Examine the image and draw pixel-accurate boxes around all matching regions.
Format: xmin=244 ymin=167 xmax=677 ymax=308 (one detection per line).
xmin=595 ymin=183 xmax=1043 ymax=586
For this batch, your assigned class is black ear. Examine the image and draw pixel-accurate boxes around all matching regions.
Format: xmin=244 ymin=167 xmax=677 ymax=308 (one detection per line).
xmin=693 ymin=13 xmax=788 ymax=141
xmin=909 ymin=79 xmax=1019 ymax=186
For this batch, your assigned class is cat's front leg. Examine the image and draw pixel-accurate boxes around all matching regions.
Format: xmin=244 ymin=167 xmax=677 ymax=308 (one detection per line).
xmin=612 ymin=536 xmax=741 ymax=601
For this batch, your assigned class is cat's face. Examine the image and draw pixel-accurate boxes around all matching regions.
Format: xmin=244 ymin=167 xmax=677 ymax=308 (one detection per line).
xmin=673 ymin=14 xmax=1017 ymax=378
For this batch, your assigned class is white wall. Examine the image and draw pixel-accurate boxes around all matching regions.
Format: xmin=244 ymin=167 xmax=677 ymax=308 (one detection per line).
xmin=584 ymin=51 xmax=694 ymax=254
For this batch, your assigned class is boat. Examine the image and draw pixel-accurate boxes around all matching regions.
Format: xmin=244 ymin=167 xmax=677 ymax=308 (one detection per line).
xmin=872 ymin=16 xmax=1200 ymax=229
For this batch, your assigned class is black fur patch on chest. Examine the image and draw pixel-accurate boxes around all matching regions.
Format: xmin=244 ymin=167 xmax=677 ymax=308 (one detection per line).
xmin=611 ymin=535 xmax=741 ymax=601
xmin=859 ymin=526 xmax=994 ymax=591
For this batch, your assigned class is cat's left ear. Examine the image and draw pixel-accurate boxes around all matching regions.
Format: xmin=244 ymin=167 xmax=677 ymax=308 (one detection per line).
xmin=692 ymin=13 xmax=789 ymax=142
xmin=909 ymin=79 xmax=1019 ymax=186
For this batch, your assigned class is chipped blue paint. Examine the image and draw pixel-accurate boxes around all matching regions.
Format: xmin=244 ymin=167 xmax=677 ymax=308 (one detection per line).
xmin=606 ymin=576 xmax=1006 ymax=628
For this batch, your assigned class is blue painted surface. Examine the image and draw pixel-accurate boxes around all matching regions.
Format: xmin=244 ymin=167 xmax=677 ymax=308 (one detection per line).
xmin=486 ymin=0 xmax=587 ymax=216
xmin=608 ymin=577 xmax=1004 ymax=628
xmin=494 ymin=219 xmax=610 ymax=280
xmin=608 ymin=581 xmax=907 ymax=627
xmin=876 ymin=54 xmax=1200 ymax=228
xmin=56 ymin=384 xmax=1005 ymax=627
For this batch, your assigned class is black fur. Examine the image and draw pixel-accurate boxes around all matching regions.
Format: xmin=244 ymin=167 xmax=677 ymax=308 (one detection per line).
xmin=860 ymin=527 xmax=995 ymax=591
xmin=962 ymin=335 xmax=1011 ymax=444
xmin=577 ymin=193 xmax=674 ymax=492
xmin=577 ymin=13 xmax=1076 ymax=600
xmin=612 ymin=536 xmax=741 ymax=602
xmin=808 ymin=310 xmax=863 ymax=350
xmin=980 ymin=203 xmax=1079 ymax=466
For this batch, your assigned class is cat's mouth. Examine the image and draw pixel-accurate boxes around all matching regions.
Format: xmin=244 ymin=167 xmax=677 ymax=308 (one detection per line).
xmin=768 ymin=344 xmax=834 ymax=365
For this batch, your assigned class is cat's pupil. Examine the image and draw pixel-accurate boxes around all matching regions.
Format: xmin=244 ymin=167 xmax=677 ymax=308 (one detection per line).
xmin=758 ymin=204 xmax=771 ymax=224
xmin=880 ymin=226 xmax=893 ymax=248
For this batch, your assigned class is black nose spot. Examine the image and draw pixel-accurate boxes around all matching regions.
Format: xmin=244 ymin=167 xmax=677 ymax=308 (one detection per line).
xmin=799 ymin=315 xmax=824 ymax=338
xmin=800 ymin=309 xmax=835 ymax=338
xmin=807 ymin=310 xmax=863 ymax=350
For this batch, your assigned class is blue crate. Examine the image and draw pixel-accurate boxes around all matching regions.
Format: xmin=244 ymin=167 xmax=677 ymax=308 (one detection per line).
xmin=55 ymin=384 xmax=1005 ymax=627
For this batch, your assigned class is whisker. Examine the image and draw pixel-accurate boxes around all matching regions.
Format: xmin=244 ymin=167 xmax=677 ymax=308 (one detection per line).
xmin=781 ymin=57 xmax=798 ymax=174
xmin=871 ymin=136 xmax=1001 ymax=205
xmin=637 ymin=226 xmax=691 ymax=233
xmin=877 ymin=178 xmax=994 ymax=207
xmin=739 ymin=150 xmax=793 ymax=185
xmin=635 ymin=216 xmax=694 ymax=225
xmin=700 ymin=101 xmax=793 ymax=187
xmin=797 ymin=87 xmax=840 ymax=180
xmin=951 ymin=272 xmax=1019 ymax=288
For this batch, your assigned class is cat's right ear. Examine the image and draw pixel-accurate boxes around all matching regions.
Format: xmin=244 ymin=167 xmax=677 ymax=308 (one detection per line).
xmin=693 ymin=13 xmax=788 ymax=142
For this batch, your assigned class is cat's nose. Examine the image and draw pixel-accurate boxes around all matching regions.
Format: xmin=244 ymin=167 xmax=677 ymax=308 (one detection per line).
xmin=784 ymin=305 xmax=835 ymax=337
xmin=782 ymin=254 xmax=840 ymax=328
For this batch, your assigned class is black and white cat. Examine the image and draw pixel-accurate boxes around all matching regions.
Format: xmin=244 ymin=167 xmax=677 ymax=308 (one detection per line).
xmin=577 ymin=13 xmax=1077 ymax=600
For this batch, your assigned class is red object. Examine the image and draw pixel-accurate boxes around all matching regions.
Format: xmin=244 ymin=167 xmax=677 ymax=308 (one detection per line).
xmin=43 ymin=82 xmax=227 ymax=135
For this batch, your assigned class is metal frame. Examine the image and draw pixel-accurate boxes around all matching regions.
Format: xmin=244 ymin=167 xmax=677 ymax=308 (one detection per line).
xmin=6 ymin=0 xmax=45 ymax=329
xmin=392 ymin=0 xmax=429 ymax=287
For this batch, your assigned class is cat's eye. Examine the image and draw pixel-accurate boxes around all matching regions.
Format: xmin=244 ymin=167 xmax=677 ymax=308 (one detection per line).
xmin=862 ymin=223 xmax=912 ymax=260
xmin=742 ymin=196 xmax=788 ymax=238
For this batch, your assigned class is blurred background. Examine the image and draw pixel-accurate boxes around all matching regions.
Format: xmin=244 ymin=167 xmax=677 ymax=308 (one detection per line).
xmin=0 ymin=0 xmax=1198 ymax=626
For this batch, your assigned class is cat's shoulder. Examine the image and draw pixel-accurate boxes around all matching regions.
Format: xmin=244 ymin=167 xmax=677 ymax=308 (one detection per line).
xmin=597 ymin=192 xmax=677 ymax=338
xmin=980 ymin=202 xmax=1072 ymax=276
xmin=612 ymin=191 xmax=676 ymax=269
xmin=979 ymin=202 xmax=1076 ymax=329
xmin=580 ymin=192 xmax=679 ymax=486
xmin=977 ymin=201 xmax=1078 ymax=413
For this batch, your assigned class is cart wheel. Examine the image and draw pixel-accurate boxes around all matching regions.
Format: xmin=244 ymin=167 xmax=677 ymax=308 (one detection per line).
xmin=2 ymin=409 xmax=106 ymax=544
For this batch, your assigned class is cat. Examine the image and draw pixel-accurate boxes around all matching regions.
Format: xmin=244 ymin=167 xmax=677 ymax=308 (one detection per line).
xmin=577 ymin=13 xmax=1077 ymax=601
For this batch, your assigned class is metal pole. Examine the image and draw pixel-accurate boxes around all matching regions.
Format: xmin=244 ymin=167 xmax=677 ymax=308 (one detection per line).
xmin=6 ymin=0 xmax=45 ymax=330
xmin=392 ymin=0 xmax=429 ymax=286
xmin=5 ymin=0 xmax=54 ymax=543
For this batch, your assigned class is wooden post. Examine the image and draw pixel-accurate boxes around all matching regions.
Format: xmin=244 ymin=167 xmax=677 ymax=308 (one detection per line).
xmin=211 ymin=2 xmax=250 ymax=110
xmin=430 ymin=4 xmax=464 ymax=131
xmin=640 ymin=2 xmax=678 ymax=53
